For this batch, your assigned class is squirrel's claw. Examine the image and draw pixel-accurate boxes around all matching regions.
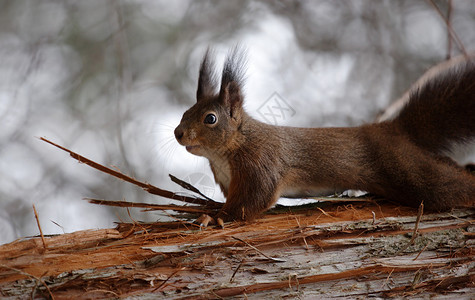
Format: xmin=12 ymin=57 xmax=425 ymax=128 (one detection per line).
xmin=194 ymin=214 xmax=225 ymax=229
xmin=216 ymin=217 xmax=224 ymax=228
xmin=195 ymin=214 xmax=215 ymax=228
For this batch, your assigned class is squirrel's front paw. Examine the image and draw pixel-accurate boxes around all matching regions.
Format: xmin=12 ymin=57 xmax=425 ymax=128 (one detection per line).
xmin=195 ymin=212 xmax=228 ymax=228
xmin=195 ymin=214 xmax=216 ymax=227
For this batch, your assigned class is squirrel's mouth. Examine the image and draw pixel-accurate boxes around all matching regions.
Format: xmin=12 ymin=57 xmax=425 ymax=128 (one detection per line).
xmin=185 ymin=145 xmax=201 ymax=153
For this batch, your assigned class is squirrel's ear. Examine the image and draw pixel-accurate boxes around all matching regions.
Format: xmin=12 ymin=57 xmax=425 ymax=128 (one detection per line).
xmin=197 ymin=49 xmax=217 ymax=101
xmin=220 ymin=81 xmax=243 ymax=120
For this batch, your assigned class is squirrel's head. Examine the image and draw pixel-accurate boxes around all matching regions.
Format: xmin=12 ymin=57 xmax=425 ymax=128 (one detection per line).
xmin=174 ymin=47 xmax=247 ymax=157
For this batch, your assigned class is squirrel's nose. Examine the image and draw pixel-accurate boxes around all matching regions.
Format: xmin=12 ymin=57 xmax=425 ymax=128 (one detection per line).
xmin=174 ymin=127 xmax=184 ymax=141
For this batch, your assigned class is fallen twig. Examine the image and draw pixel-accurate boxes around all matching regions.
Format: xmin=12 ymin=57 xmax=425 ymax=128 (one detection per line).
xmin=85 ymin=198 xmax=213 ymax=214
xmin=39 ymin=137 xmax=222 ymax=209
xmin=169 ymin=174 xmax=215 ymax=202
xmin=230 ymin=261 xmax=244 ymax=282
xmin=397 ymin=201 xmax=424 ymax=255
xmin=33 ymin=204 xmax=47 ymax=250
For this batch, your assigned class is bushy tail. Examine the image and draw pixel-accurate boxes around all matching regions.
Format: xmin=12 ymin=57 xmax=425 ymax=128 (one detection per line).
xmin=394 ymin=59 xmax=475 ymax=155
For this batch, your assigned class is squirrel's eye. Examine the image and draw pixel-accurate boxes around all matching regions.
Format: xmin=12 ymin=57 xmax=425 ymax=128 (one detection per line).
xmin=204 ymin=113 xmax=217 ymax=125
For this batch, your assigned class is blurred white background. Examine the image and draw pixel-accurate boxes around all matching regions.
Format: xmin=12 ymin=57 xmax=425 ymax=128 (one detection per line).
xmin=1 ymin=0 xmax=474 ymax=244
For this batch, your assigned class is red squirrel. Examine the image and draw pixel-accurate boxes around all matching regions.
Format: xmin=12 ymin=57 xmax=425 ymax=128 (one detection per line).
xmin=174 ymin=47 xmax=475 ymax=224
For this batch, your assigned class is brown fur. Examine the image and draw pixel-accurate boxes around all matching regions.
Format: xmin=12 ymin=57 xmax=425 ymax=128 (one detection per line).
xmin=175 ymin=47 xmax=475 ymax=221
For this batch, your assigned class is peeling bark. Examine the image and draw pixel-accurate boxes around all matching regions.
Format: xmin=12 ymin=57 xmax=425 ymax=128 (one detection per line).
xmin=1 ymin=203 xmax=473 ymax=299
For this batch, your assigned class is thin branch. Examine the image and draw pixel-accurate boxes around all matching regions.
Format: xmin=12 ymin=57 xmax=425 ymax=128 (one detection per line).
xmin=446 ymin=0 xmax=453 ymax=59
xmin=427 ymin=0 xmax=467 ymax=56
xmin=407 ymin=201 xmax=424 ymax=246
xmin=85 ymin=198 xmax=213 ymax=214
xmin=397 ymin=201 xmax=424 ymax=255
xmin=39 ymin=137 xmax=222 ymax=209
xmin=169 ymin=174 xmax=215 ymax=202
xmin=230 ymin=261 xmax=244 ymax=282
xmin=33 ymin=205 xmax=47 ymax=250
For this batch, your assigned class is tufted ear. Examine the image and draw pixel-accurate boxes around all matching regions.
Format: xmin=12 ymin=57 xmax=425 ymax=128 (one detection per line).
xmin=220 ymin=80 xmax=243 ymax=120
xmin=196 ymin=48 xmax=218 ymax=101
xmin=218 ymin=46 xmax=247 ymax=120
